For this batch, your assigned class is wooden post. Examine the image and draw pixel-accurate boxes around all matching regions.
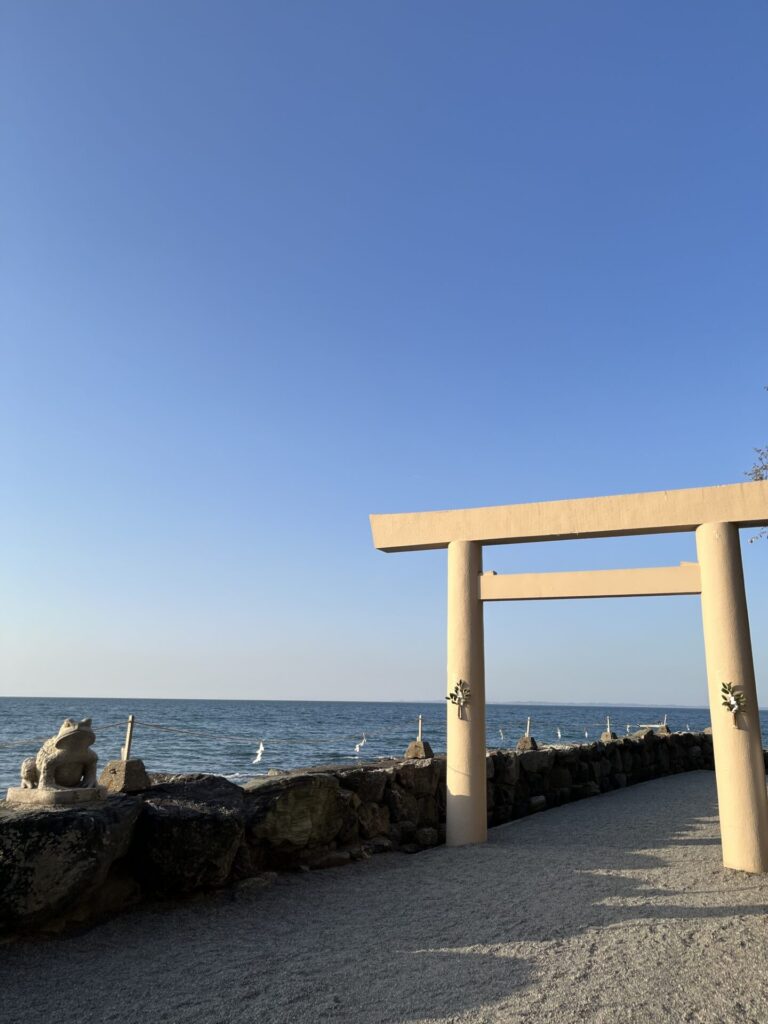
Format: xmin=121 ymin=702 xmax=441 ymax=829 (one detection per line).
xmin=121 ymin=715 xmax=135 ymax=761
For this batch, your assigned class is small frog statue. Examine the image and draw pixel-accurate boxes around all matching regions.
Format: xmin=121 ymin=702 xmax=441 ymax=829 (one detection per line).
xmin=21 ymin=718 xmax=99 ymax=790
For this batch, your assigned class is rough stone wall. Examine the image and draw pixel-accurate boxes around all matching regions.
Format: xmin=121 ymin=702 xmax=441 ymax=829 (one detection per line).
xmin=0 ymin=731 xmax=716 ymax=936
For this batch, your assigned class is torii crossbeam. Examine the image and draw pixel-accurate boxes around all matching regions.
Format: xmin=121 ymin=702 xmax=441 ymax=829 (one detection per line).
xmin=370 ymin=481 xmax=768 ymax=874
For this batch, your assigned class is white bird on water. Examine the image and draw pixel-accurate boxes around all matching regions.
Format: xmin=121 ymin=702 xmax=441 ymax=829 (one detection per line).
xmin=252 ymin=740 xmax=265 ymax=765
xmin=626 ymin=724 xmax=631 ymax=734
xmin=556 ymin=727 xmax=562 ymax=741
xmin=354 ymin=733 xmax=367 ymax=754
xmin=499 ymin=727 xmax=504 ymax=741
xmin=584 ymin=729 xmax=589 ymax=740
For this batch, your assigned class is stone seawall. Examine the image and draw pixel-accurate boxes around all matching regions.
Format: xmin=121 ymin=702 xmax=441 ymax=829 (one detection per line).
xmin=0 ymin=730 xmax=717 ymax=936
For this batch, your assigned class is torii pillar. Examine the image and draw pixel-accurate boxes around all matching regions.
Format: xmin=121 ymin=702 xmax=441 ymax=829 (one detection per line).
xmin=446 ymin=541 xmax=487 ymax=845
xmin=697 ymin=522 xmax=768 ymax=872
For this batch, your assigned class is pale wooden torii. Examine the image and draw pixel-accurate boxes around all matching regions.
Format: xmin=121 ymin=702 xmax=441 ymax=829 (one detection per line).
xmin=370 ymin=481 xmax=768 ymax=874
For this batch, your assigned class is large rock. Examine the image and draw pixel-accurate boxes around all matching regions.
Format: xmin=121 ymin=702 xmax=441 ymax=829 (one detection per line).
xmin=244 ymin=773 xmax=345 ymax=855
xmin=358 ymin=801 xmax=390 ymax=839
xmin=146 ymin=773 xmax=245 ymax=808
xmin=0 ymin=795 xmax=140 ymax=933
xmin=337 ymin=789 xmax=360 ymax=845
xmin=519 ymin=749 xmax=556 ymax=774
xmin=386 ymin=783 xmax=419 ymax=823
xmin=132 ymin=775 xmax=245 ymax=896
xmin=338 ymin=766 xmax=391 ymax=803
xmin=496 ymin=753 xmax=520 ymax=786
xmin=549 ymin=765 xmax=572 ymax=790
xmin=396 ymin=759 xmax=438 ymax=796
xmin=416 ymin=793 xmax=439 ymax=827
xmin=631 ymin=727 xmax=656 ymax=743
xmin=415 ymin=827 xmax=439 ymax=848
xmin=554 ymin=747 xmax=579 ymax=767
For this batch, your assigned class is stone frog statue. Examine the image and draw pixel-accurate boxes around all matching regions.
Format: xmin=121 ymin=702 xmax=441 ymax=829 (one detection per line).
xmin=21 ymin=718 xmax=99 ymax=790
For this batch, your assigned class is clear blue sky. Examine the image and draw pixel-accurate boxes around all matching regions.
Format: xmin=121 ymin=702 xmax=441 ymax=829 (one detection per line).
xmin=1 ymin=1 xmax=766 ymax=705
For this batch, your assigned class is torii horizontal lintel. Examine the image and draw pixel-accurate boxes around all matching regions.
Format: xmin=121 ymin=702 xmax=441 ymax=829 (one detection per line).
xmin=478 ymin=562 xmax=701 ymax=601
xmin=370 ymin=481 xmax=768 ymax=552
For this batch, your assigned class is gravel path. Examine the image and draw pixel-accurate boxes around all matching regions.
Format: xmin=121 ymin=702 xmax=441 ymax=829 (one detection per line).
xmin=4 ymin=771 xmax=768 ymax=1024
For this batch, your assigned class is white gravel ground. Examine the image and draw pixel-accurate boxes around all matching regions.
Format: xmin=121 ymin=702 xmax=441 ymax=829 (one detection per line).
xmin=3 ymin=771 xmax=768 ymax=1024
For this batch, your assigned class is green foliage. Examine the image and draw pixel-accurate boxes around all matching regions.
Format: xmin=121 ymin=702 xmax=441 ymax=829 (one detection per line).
xmin=748 ymin=446 xmax=768 ymax=482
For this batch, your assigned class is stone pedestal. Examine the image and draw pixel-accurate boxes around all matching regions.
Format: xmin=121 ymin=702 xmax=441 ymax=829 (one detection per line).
xmin=99 ymin=759 xmax=150 ymax=794
xmin=5 ymin=786 xmax=106 ymax=806
xmin=404 ymin=739 xmax=434 ymax=759
xmin=516 ymin=735 xmax=538 ymax=752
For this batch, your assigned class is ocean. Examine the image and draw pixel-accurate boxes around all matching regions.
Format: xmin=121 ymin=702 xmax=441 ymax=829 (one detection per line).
xmin=0 ymin=696 xmax=730 ymax=794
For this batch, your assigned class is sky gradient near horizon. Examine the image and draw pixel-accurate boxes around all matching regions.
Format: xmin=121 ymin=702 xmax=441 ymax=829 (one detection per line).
xmin=2 ymin=1 xmax=767 ymax=706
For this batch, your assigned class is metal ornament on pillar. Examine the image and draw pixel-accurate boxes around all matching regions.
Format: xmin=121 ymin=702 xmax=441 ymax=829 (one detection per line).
xmin=447 ymin=680 xmax=471 ymax=719
xmin=721 ymin=682 xmax=747 ymax=725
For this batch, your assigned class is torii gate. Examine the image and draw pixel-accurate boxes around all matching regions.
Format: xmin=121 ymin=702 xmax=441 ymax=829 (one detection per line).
xmin=370 ymin=481 xmax=768 ymax=874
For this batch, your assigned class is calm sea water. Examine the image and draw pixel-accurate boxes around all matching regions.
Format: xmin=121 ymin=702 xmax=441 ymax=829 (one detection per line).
xmin=0 ymin=697 xmax=730 ymax=794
